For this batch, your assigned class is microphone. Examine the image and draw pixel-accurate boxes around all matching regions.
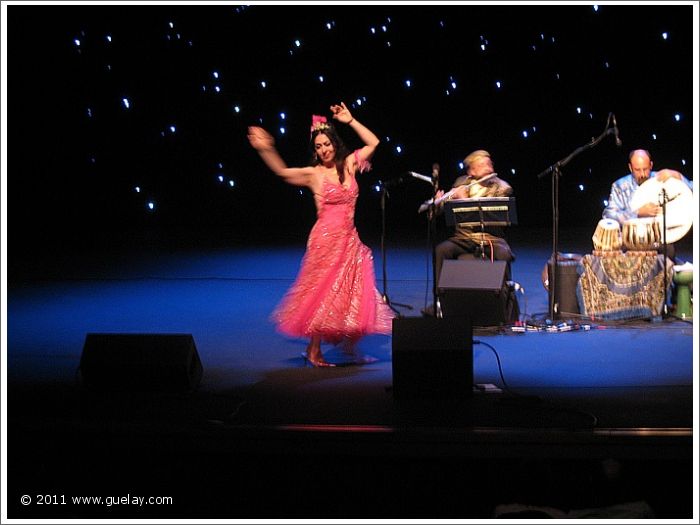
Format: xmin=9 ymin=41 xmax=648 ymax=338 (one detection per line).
xmin=408 ymin=171 xmax=434 ymax=184
xmin=611 ymin=113 xmax=622 ymax=147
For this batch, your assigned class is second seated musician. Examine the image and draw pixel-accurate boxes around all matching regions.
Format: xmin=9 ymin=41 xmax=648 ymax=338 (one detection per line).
xmin=432 ymin=149 xmax=515 ymax=283
xmin=602 ymin=148 xmax=693 ymax=261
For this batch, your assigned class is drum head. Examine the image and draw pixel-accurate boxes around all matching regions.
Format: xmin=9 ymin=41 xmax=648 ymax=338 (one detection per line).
xmin=629 ymin=177 xmax=693 ymax=243
xmin=598 ymin=218 xmax=620 ymax=229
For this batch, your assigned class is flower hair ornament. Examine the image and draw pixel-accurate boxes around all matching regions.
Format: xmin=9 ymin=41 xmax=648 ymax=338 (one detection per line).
xmin=310 ymin=115 xmax=331 ymax=133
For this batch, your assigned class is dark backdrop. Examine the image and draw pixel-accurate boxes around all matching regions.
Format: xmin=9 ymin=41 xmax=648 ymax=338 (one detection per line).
xmin=9 ymin=4 xmax=693 ymax=256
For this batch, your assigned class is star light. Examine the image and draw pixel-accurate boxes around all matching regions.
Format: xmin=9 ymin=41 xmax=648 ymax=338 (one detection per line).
xmin=674 ymin=113 xmax=681 ymax=122
xmin=147 ymin=201 xmax=156 ymax=210
xmin=662 ymin=32 xmax=668 ymax=40
xmin=122 ymin=98 xmax=130 ymax=109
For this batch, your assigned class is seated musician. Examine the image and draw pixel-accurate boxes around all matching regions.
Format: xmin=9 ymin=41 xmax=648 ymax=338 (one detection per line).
xmin=432 ymin=149 xmax=515 ymax=284
xmin=603 ymin=149 xmax=693 ymax=260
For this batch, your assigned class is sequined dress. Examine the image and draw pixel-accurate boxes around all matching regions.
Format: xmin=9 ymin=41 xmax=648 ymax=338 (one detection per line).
xmin=273 ymin=176 xmax=393 ymax=343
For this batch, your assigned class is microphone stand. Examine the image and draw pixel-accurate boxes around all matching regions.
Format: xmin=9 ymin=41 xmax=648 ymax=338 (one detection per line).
xmin=430 ymin=171 xmax=440 ymax=317
xmin=417 ymin=165 xmax=443 ymax=317
xmin=659 ymin=188 xmax=669 ymax=317
xmin=379 ymin=185 xmax=412 ymax=315
xmin=536 ymin=119 xmax=618 ymax=320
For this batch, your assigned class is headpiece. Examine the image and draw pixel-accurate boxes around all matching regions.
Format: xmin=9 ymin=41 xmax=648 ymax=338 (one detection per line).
xmin=310 ymin=115 xmax=330 ymax=133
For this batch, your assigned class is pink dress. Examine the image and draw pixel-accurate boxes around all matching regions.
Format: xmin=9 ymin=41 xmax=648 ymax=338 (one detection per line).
xmin=273 ymin=176 xmax=394 ymax=344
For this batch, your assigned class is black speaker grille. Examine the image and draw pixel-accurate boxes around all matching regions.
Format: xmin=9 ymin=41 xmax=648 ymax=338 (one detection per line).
xmin=392 ymin=317 xmax=473 ymax=399
xmin=80 ymin=333 xmax=203 ymax=392
xmin=438 ymin=260 xmax=510 ymax=326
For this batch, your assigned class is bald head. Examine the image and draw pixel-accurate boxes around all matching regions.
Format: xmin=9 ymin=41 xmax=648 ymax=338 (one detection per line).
xmin=628 ymin=149 xmax=653 ymax=184
xmin=628 ymin=149 xmax=651 ymax=163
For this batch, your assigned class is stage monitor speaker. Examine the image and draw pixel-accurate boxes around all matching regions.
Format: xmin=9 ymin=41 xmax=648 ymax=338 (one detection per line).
xmin=438 ymin=259 xmax=509 ymax=326
xmin=392 ymin=317 xmax=473 ymax=399
xmin=80 ymin=333 xmax=203 ymax=393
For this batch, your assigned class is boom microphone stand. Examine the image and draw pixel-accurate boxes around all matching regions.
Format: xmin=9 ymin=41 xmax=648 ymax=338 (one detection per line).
xmin=536 ymin=113 xmax=620 ymax=320
xmin=411 ymin=165 xmax=442 ymax=317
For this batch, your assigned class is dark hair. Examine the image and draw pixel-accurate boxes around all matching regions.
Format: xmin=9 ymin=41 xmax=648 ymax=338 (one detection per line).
xmin=310 ymin=125 xmax=350 ymax=182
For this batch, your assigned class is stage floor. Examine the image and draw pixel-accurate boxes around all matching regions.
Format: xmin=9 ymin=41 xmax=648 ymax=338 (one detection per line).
xmin=5 ymin=226 xmax=696 ymax=518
